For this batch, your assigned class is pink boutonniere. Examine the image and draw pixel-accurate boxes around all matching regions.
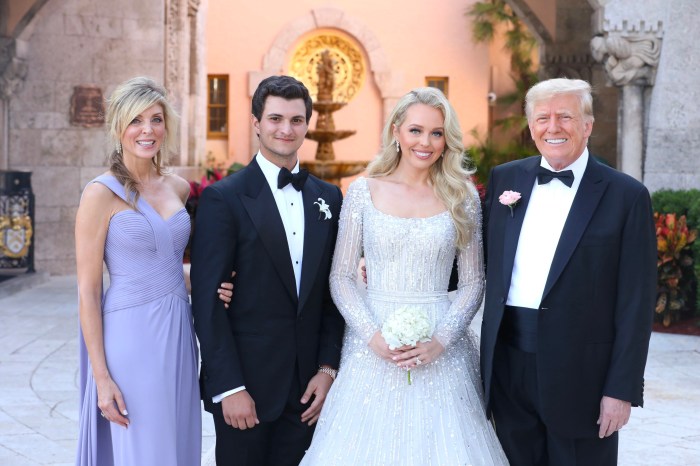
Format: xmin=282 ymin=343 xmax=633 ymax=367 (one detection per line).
xmin=499 ymin=190 xmax=521 ymax=217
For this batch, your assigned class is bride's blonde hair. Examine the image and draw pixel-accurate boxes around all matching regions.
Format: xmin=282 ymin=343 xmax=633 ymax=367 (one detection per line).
xmin=367 ymin=87 xmax=477 ymax=249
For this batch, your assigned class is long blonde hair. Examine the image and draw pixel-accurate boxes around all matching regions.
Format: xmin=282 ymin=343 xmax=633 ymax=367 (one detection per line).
xmin=367 ymin=87 xmax=477 ymax=249
xmin=105 ymin=77 xmax=179 ymax=207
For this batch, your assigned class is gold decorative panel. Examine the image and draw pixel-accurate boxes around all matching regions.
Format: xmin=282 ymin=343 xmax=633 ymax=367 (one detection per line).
xmin=289 ymin=33 xmax=365 ymax=103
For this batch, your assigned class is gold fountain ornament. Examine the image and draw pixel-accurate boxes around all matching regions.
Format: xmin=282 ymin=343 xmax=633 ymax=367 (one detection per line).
xmin=302 ymin=49 xmax=368 ymax=186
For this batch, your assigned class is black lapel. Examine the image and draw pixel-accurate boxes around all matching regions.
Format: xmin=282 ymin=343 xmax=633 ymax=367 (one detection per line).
xmin=239 ymin=159 xmax=298 ymax=303
xmin=501 ymin=157 xmax=540 ymax=293
xmin=298 ymin=178 xmax=331 ymax=313
xmin=541 ymin=156 xmax=608 ymax=300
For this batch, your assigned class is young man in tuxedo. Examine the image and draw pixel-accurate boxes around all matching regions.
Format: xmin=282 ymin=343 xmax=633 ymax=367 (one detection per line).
xmin=481 ymin=78 xmax=656 ymax=465
xmin=191 ymin=75 xmax=345 ymax=465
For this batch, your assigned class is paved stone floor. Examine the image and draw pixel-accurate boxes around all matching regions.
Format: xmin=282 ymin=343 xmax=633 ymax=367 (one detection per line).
xmin=0 ymin=274 xmax=699 ymax=465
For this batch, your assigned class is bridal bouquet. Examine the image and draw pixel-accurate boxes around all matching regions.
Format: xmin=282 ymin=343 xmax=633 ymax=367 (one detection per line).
xmin=381 ymin=306 xmax=433 ymax=385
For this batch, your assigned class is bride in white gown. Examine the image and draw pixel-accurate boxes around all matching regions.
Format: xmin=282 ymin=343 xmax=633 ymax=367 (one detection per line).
xmin=300 ymin=88 xmax=507 ymax=465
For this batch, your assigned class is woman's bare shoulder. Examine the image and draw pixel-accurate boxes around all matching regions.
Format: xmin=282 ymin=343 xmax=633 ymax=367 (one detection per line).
xmin=164 ymin=173 xmax=191 ymax=202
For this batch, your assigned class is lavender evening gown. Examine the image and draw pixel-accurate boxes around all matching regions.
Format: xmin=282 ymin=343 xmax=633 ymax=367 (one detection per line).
xmin=76 ymin=174 xmax=201 ymax=465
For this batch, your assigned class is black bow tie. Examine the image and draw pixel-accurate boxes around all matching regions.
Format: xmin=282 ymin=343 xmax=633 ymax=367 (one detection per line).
xmin=277 ymin=167 xmax=309 ymax=191
xmin=537 ymin=166 xmax=575 ymax=188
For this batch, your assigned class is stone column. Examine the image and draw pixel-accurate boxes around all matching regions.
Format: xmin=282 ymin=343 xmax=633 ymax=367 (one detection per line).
xmin=0 ymin=38 xmax=28 ymax=170
xmin=591 ymin=33 xmax=661 ymax=181
xmin=165 ymin=0 xmax=191 ymax=166
xmin=188 ymin=0 xmax=206 ymax=168
xmin=0 ymin=98 xmax=7 ymax=170
xmin=619 ymin=84 xmax=644 ymax=180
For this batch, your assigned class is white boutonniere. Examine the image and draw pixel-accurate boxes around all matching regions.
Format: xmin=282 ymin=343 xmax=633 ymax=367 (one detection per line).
xmin=498 ymin=190 xmax=521 ymax=218
xmin=314 ymin=198 xmax=332 ymax=220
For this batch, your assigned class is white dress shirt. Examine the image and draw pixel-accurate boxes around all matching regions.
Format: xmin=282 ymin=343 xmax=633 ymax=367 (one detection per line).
xmin=506 ymin=149 xmax=589 ymax=309
xmin=213 ymin=151 xmax=306 ymax=403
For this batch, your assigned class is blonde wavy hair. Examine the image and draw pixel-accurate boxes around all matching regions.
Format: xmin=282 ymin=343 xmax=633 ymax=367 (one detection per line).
xmin=366 ymin=87 xmax=477 ymax=249
xmin=105 ymin=76 xmax=179 ymax=207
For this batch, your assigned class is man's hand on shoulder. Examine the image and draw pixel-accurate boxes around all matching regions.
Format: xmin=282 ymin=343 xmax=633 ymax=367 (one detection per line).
xmin=300 ymin=370 xmax=335 ymax=426
xmin=222 ymin=390 xmax=259 ymax=430
xmin=597 ymin=395 xmax=631 ymax=438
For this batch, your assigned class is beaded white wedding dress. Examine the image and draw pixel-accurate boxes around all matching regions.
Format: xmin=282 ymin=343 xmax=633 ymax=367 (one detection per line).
xmin=300 ymin=177 xmax=508 ymax=465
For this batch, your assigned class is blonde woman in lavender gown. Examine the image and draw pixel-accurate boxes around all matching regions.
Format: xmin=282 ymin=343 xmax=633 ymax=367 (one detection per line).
xmin=300 ymin=88 xmax=508 ymax=465
xmin=75 ymin=77 xmax=201 ymax=465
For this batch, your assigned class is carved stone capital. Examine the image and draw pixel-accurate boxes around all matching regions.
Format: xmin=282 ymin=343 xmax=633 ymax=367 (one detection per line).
xmin=591 ymin=33 xmax=662 ymax=86
xmin=0 ymin=38 xmax=28 ymax=99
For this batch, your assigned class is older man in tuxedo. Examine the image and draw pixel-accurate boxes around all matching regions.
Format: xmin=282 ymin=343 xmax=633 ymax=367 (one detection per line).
xmin=481 ymin=78 xmax=656 ymax=465
xmin=191 ymin=75 xmax=345 ymax=465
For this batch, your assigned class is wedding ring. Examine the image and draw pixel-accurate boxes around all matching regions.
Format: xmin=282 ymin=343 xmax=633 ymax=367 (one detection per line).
xmin=416 ymin=358 xmax=422 ymax=365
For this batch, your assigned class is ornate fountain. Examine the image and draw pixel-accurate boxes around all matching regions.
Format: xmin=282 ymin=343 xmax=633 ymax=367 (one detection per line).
xmin=302 ymin=49 xmax=367 ymax=187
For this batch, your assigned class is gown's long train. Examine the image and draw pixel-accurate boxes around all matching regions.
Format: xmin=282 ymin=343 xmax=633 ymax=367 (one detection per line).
xmin=300 ymin=177 xmax=508 ymax=465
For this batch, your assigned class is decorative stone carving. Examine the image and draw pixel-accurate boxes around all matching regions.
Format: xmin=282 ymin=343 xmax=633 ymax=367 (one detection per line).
xmin=165 ymin=0 xmax=185 ymax=104
xmin=70 ymin=85 xmax=105 ymax=127
xmin=589 ymin=20 xmax=663 ymax=181
xmin=590 ymin=29 xmax=662 ymax=181
xmin=591 ymin=33 xmax=661 ymax=86
xmin=188 ymin=0 xmax=200 ymax=17
xmin=165 ymin=0 xmax=194 ymax=166
xmin=0 ymin=38 xmax=28 ymax=99
xmin=289 ymin=33 xmax=366 ymax=103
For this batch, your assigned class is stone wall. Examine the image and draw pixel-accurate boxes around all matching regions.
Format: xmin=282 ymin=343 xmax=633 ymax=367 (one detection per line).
xmin=595 ymin=0 xmax=700 ymax=190
xmin=638 ymin=0 xmax=700 ymax=191
xmin=8 ymin=0 xmax=165 ymax=274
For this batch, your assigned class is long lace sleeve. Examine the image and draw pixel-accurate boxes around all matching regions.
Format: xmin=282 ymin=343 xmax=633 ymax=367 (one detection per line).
xmin=329 ymin=179 xmax=379 ymax=343
xmin=434 ymin=189 xmax=485 ymax=347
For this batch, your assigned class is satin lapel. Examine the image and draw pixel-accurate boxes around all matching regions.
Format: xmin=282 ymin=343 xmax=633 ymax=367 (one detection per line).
xmin=298 ymin=179 xmax=329 ymax=313
xmin=541 ymin=157 xmax=608 ymax=301
xmin=501 ymin=157 xmax=540 ymax=292
xmin=240 ymin=160 xmax=298 ymax=303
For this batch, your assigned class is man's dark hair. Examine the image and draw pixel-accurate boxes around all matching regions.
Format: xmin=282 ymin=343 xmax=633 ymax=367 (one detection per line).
xmin=251 ymin=75 xmax=313 ymax=121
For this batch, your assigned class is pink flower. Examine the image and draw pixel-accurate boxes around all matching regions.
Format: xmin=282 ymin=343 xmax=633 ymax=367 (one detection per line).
xmin=499 ymin=190 xmax=521 ymax=217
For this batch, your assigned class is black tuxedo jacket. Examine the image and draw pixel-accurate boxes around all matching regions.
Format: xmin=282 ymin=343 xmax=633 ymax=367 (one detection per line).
xmin=481 ymin=155 xmax=656 ymax=438
xmin=190 ymin=158 xmax=345 ymax=421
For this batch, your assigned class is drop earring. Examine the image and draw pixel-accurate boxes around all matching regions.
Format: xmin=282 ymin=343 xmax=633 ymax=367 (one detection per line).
xmin=395 ymin=140 xmax=400 ymax=153
xmin=116 ymin=141 xmax=122 ymax=155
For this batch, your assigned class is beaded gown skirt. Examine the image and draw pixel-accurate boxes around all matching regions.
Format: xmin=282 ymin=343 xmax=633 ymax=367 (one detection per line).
xmin=300 ymin=178 xmax=508 ymax=465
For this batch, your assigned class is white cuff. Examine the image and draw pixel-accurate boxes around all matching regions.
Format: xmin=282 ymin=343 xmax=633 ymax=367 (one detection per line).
xmin=213 ymin=385 xmax=246 ymax=403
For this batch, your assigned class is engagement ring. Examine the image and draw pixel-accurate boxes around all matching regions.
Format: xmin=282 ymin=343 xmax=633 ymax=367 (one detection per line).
xmin=416 ymin=358 xmax=422 ymax=365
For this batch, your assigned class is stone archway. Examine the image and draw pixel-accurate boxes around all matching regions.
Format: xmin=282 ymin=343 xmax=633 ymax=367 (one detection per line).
xmin=247 ymin=7 xmax=403 ymax=155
